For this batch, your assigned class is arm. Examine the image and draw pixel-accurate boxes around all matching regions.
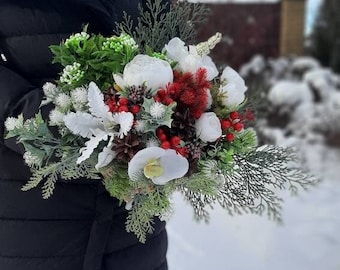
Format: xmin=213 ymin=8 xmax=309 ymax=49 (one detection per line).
xmin=0 ymin=64 xmax=47 ymax=154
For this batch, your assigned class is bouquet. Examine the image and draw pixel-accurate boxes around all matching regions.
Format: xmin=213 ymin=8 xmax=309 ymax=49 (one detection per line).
xmin=5 ymin=1 xmax=314 ymax=242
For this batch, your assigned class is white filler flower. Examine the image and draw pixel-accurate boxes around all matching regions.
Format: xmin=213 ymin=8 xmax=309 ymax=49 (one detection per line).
xmin=128 ymin=147 xmax=189 ymax=185
xmin=64 ymin=82 xmax=133 ymax=169
xmin=195 ymin=112 xmax=222 ymax=142
xmin=219 ymin=66 xmax=248 ymax=107
xmin=113 ymin=54 xmax=173 ymax=91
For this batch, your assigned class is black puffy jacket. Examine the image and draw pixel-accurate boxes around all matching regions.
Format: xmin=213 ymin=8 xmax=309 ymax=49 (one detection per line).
xmin=0 ymin=1 xmax=168 ymax=270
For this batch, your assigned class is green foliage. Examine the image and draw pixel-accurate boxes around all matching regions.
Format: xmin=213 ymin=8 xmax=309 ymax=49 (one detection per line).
xmin=22 ymin=155 xmax=99 ymax=199
xmin=50 ymin=32 xmax=139 ymax=90
xmin=102 ymin=164 xmax=132 ymax=202
xmin=225 ymin=128 xmax=258 ymax=155
xmin=126 ymin=184 xmax=172 ymax=243
xmin=115 ymin=0 xmax=210 ymax=52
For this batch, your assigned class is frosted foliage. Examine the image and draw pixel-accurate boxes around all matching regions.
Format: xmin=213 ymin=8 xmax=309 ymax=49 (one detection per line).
xmin=325 ymin=91 xmax=340 ymax=132
xmin=303 ymin=68 xmax=338 ymax=100
xmin=268 ymin=81 xmax=313 ymax=107
xmin=239 ymin=54 xmax=266 ymax=77
xmin=292 ymin=57 xmax=320 ymax=72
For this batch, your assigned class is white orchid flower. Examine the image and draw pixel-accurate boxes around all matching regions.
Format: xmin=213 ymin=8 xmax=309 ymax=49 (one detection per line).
xmin=64 ymin=82 xmax=134 ymax=168
xmin=128 ymin=147 xmax=189 ymax=185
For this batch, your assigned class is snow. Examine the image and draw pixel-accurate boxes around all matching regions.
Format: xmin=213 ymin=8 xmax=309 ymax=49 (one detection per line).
xmin=268 ymin=81 xmax=313 ymax=107
xmin=292 ymin=57 xmax=320 ymax=72
xmin=239 ymin=54 xmax=266 ymax=77
xmin=167 ymin=56 xmax=340 ymax=270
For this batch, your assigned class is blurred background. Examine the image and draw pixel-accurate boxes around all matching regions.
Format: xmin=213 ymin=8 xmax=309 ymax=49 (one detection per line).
xmin=167 ymin=0 xmax=340 ymax=269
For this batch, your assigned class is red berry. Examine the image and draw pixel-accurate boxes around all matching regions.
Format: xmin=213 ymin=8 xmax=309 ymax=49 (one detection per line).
xmin=176 ymin=147 xmax=188 ymax=157
xmin=164 ymin=97 xmax=173 ymax=105
xmin=154 ymin=96 xmax=162 ymax=102
xmin=226 ymin=133 xmax=235 ymax=142
xmin=161 ymin=141 xmax=171 ymax=149
xmin=119 ymin=97 xmax=129 ymax=106
xmin=170 ymin=136 xmax=181 ymax=146
xmin=221 ymin=119 xmax=232 ymax=129
xmin=158 ymin=133 xmax=168 ymax=142
xmin=156 ymin=128 xmax=164 ymax=137
xmin=157 ymin=89 xmax=166 ymax=98
xmin=130 ymin=105 xmax=140 ymax=115
xmin=229 ymin=111 xmax=239 ymax=120
xmin=233 ymin=122 xmax=243 ymax=132
xmin=118 ymin=105 xmax=129 ymax=112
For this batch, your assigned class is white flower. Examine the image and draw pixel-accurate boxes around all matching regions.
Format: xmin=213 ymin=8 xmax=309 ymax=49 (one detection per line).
xmin=42 ymin=82 xmax=58 ymax=97
xmin=55 ymin=93 xmax=72 ymax=110
xmin=195 ymin=112 xmax=222 ymax=142
xmin=135 ymin=120 xmax=146 ymax=132
xmin=219 ymin=66 xmax=248 ymax=107
xmin=63 ymin=82 xmax=134 ymax=168
xmin=5 ymin=117 xmax=22 ymax=131
xmin=71 ymin=87 xmax=88 ymax=106
xmin=164 ymin=38 xmax=219 ymax=81
xmin=49 ymin=109 xmax=65 ymax=126
xmin=41 ymin=82 xmax=60 ymax=106
xmin=146 ymin=138 xmax=159 ymax=148
xmin=164 ymin=37 xmax=189 ymax=62
xmin=128 ymin=147 xmax=189 ymax=185
xmin=150 ymin=102 xmax=166 ymax=119
xmin=60 ymin=62 xmax=84 ymax=85
xmin=113 ymin=55 xmax=173 ymax=91
xmin=23 ymin=151 xmax=40 ymax=167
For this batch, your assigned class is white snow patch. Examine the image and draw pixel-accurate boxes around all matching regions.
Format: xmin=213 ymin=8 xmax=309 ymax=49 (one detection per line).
xmin=268 ymin=81 xmax=313 ymax=107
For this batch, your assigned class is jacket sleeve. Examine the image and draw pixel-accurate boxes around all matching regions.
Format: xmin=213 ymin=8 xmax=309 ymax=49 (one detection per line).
xmin=0 ymin=64 xmax=47 ymax=154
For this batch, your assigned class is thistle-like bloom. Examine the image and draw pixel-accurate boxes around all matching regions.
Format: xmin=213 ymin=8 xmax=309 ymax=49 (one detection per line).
xmin=5 ymin=116 xmax=22 ymax=131
xmin=64 ymin=82 xmax=133 ymax=169
xmin=149 ymin=102 xmax=166 ymax=119
xmin=49 ymin=109 xmax=65 ymax=126
xmin=128 ymin=147 xmax=189 ymax=185
xmin=55 ymin=93 xmax=72 ymax=111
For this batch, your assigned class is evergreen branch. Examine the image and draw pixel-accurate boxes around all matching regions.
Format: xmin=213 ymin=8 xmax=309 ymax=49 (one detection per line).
xmin=115 ymin=0 xmax=210 ymax=52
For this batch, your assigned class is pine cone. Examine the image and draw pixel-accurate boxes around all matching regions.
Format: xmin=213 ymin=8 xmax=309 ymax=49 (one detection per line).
xmin=113 ymin=133 xmax=144 ymax=163
xmin=171 ymin=108 xmax=196 ymax=140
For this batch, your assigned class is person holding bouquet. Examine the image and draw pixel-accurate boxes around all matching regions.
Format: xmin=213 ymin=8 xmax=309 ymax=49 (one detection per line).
xmin=0 ymin=1 xmax=169 ymax=270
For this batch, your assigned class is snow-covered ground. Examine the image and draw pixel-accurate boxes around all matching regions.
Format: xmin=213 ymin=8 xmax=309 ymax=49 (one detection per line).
xmin=167 ymin=141 xmax=340 ymax=270
xmin=167 ymin=56 xmax=340 ymax=270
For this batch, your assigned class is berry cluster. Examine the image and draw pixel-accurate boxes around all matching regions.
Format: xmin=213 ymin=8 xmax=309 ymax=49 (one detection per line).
xmin=105 ymin=96 xmax=141 ymax=115
xmin=156 ymin=128 xmax=187 ymax=157
xmin=220 ymin=111 xmax=244 ymax=142
xmin=155 ymin=68 xmax=210 ymax=119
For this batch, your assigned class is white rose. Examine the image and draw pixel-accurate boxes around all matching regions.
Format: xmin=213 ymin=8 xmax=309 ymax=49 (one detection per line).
xmin=219 ymin=66 xmax=248 ymax=107
xmin=195 ymin=112 xmax=222 ymax=142
xmin=164 ymin=39 xmax=218 ymax=81
xmin=178 ymin=47 xmax=218 ymax=81
xmin=113 ymin=55 xmax=173 ymax=91
xmin=164 ymin=37 xmax=189 ymax=62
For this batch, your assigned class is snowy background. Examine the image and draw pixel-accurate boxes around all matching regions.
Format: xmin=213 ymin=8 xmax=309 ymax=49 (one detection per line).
xmin=167 ymin=54 xmax=340 ymax=269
